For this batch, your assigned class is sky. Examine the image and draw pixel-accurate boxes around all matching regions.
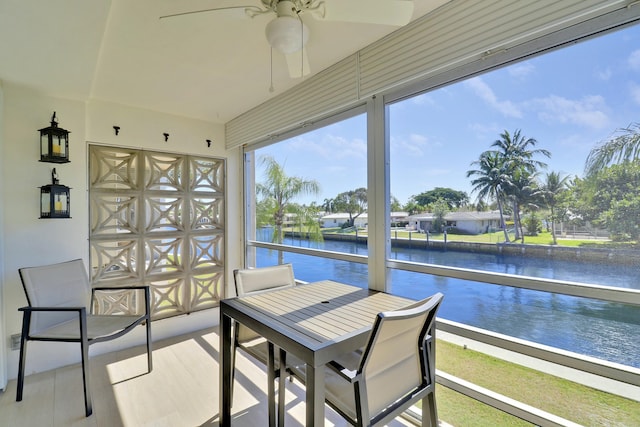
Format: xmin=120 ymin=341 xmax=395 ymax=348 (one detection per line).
xmin=256 ymin=23 xmax=640 ymax=207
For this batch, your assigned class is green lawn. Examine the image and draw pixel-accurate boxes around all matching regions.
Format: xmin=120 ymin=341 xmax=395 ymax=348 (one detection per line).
xmin=325 ymin=228 xmax=635 ymax=247
xmin=387 ymin=229 xmax=612 ymax=246
xmin=286 ymin=226 xmax=639 ymax=248
xmin=436 ymin=340 xmax=640 ymax=426
xmin=282 ymin=226 xmax=637 ymax=247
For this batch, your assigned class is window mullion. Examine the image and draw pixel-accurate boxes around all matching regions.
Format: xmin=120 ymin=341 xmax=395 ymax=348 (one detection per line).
xmin=367 ymin=95 xmax=390 ymax=292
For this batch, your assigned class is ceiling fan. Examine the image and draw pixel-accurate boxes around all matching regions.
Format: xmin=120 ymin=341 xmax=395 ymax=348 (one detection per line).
xmin=160 ymin=0 xmax=415 ymax=79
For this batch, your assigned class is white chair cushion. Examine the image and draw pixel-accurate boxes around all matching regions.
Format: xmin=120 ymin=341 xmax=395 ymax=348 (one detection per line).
xmin=234 ymin=264 xmax=295 ymax=296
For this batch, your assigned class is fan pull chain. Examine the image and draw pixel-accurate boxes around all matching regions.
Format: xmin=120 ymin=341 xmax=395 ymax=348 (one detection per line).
xmin=269 ymin=47 xmax=275 ymax=93
xmin=299 ymin=14 xmax=304 ymax=77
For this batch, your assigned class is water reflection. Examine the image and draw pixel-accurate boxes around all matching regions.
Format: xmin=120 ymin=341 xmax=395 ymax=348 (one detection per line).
xmin=257 ymin=234 xmax=640 ymax=367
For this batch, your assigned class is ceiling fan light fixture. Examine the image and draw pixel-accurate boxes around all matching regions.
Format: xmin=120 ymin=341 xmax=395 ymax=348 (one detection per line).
xmin=265 ymin=15 xmax=309 ymax=54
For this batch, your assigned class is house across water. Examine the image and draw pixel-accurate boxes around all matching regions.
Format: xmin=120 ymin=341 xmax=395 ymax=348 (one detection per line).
xmin=407 ymin=211 xmax=505 ymax=234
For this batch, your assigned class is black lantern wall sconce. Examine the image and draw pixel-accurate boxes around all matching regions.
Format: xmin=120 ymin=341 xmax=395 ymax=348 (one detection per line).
xmin=39 ymin=112 xmax=70 ymax=163
xmin=40 ymin=168 xmax=71 ymax=219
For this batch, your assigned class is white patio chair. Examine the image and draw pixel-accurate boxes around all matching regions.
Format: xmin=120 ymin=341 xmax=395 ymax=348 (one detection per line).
xmin=16 ymin=259 xmax=152 ymax=417
xmin=290 ymin=292 xmax=444 ymax=427
xmin=232 ymin=263 xmax=298 ymax=426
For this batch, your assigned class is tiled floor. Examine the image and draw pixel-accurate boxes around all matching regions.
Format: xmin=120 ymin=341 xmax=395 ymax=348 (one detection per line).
xmin=0 ymin=327 xmax=419 ymax=426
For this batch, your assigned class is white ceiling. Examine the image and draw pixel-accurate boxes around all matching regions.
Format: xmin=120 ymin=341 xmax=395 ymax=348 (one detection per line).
xmin=0 ymin=0 xmax=448 ymax=124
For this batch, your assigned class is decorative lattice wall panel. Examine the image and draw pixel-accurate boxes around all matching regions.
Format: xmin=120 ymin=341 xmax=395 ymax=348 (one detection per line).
xmin=88 ymin=145 xmax=225 ymax=319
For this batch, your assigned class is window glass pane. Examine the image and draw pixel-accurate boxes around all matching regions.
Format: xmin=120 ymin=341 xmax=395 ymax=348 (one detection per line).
xmin=388 ymin=24 xmax=640 ymax=368
xmin=250 ymin=112 xmax=368 ymax=268
xmin=388 ymin=269 xmax=640 ymax=367
xmin=255 ymin=247 xmax=368 ymax=287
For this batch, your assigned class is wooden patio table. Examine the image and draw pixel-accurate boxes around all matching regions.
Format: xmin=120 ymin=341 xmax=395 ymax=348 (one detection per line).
xmin=219 ymin=279 xmax=413 ymax=426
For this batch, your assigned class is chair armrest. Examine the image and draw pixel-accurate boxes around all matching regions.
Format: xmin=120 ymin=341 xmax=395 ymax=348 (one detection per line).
xmin=326 ymin=360 xmax=360 ymax=383
xmin=19 ymin=306 xmax=86 ymax=313
xmin=18 ymin=306 xmax=88 ymax=341
xmin=92 ymin=285 xmax=149 ymax=291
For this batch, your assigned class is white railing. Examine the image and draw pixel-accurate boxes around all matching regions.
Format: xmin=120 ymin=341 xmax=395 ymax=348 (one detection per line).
xmin=247 ymin=240 xmax=640 ymax=425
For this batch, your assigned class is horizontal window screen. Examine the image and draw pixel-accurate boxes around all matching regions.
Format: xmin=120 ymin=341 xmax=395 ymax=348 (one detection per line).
xmin=226 ymin=0 xmax=630 ymax=149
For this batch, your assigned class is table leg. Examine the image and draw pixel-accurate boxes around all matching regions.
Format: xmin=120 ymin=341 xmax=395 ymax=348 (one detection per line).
xmin=220 ymin=312 xmax=233 ymax=427
xmin=278 ymin=348 xmax=286 ymax=427
xmin=422 ymin=393 xmax=438 ymax=427
xmin=268 ymin=342 xmax=276 ymax=427
xmin=306 ymin=364 xmax=325 ymax=426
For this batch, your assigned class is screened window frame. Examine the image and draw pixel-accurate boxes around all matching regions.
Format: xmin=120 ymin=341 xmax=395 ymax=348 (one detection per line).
xmin=243 ymin=105 xmax=370 ymax=273
xmin=241 ymin=16 xmax=640 ymax=300
xmin=241 ymin=10 xmax=640 ymax=294
xmin=239 ymin=9 xmax=640 ymax=422
xmin=375 ymin=16 xmax=640 ymax=391
xmin=239 ymin=12 xmax=640 ymax=366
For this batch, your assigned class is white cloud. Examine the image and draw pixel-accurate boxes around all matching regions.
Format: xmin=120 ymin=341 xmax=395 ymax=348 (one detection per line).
xmin=628 ymin=49 xmax=640 ymax=71
xmin=468 ymin=122 xmax=502 ymax=140
xmin=288 ymin=133 xmax=366 ymax=161
xmin=411 ymin=93 xmax=437 ymax=107
xmin=463 ymin=77 xmax=523 ymax=118
xmin=530 ymin=94 xmax=609 ymax=129
xmin=409 ymin=133 xmax=428 ymax=145
xmin=391 ymin=133 xmax=440 ymax=158
xmin=508 ymin=62 xmax=534 ymax=79
xmin=557 ymin=133 xmax=587 ymax=148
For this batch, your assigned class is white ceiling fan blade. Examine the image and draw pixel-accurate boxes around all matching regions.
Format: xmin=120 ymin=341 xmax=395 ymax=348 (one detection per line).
xmin=285 ymin=48 xmax=311 ymax=78
xmin=316 ymin=0 xmax=414 ymax=26
xmin=159 ymin=5 xmax=262 ymax=20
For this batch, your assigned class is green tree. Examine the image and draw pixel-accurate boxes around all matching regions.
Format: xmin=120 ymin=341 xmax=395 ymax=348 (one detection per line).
xmin=255 ymin=197 xmax=276 ymax=228
xmin=602 ymin=197 xmax=640 ymax=241
xmin=505 ymin=169 xmax=543 ymax=243
xmin=292 ymin=203 xmax=324 ymax=246
xmin=570 ymin=161 xmax=640 ymax=241
xmin=256 ymin=155 xmax=320 ymax=263
xmin=332 ymin=187 xmax=367 ymax=227
xmin=467 ymin=151 xmax=511 ymax=242
xmin=431 ymin=198 xmax=450 ymax=232
xmin=474 ymin=199 xmax=490 ymax=212
xmin=390 ymin=195 xmax=402 ymax=212
xmin=522 ymin=212 xmax=542 ymax=236
xmin=540 ymin=171 xmax=570 ymax=244
xmin=322 ymin=198 xmax=334 ymax=213
xmin=411 ymin=187 xmax=469 ymax=209
xmin=492 ymin=129 xmax=550 ymax=241
xmin=585 ymin=123 xmax=640 ymax=176
xmin=403 ymin=200 xmax=425 ymax=215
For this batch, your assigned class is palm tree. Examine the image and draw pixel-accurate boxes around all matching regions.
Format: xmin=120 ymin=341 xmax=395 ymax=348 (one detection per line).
xmin=492 ymin=129 xmax=550 ymax=241
xmin=541 ymin=171 xmax=570 ymax=245
xmin=467 ymin=151 xmax=511 ymax=242
xmin=293 ymin=204 xmax=324 ymax=247
xmin=322 ymin=198 xmax=334 ymax=213
xmin=505 ymin=169 xmax=543 ymax=243
xmin=403 ymin=199 xmax=424 ymax=215
xmin=256 ymin=155 xmax=320 ymax=264
xmin=585 ymin=123 xmax=640 ymax=176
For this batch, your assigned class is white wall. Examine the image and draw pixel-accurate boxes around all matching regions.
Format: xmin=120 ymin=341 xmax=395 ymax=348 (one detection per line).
xmin=0 ymin=80 xmax=6 ymax=390
xmin=0 ymin=85 xmax=243 ymax=382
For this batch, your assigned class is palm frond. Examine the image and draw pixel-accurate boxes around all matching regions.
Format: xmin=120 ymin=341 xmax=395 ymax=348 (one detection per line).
xmin=585 ymin=123 xmax=640 ymax=176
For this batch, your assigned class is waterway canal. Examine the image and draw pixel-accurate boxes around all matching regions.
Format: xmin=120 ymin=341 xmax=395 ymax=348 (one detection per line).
xmin=256 ymin=234 xmax=640 ymax=368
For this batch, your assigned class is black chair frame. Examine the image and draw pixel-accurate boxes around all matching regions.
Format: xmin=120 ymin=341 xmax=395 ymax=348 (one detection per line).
xmin=16 ymin=281 xmax=153 ymax=417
